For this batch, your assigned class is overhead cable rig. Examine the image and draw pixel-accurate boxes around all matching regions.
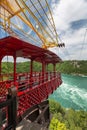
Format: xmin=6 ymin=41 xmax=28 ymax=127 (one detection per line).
xmin=42 ymin=42 xmax=65 ymax=49
xmin=0 ymin=0 xmax=64 ymax=49
xmin=58 ymin=43 xmax=65 ymax=47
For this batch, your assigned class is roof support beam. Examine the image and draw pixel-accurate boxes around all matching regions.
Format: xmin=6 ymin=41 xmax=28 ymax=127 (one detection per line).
xmin=13 ymin=54 xmax=16 ymax=83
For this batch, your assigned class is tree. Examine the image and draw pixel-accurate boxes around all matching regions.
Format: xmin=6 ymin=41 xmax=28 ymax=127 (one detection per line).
xmin=49 ymin=100 xmax=65 ymax=115
xmin=49 ymin=117 xmax=67 ymax=130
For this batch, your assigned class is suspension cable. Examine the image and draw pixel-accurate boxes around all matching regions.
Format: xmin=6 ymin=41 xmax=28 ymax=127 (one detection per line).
xmin=29 ymin=0 xmax=56 ymax=41
xmin=13 ymin=28 xmax=41 ymax=46
xmin=11 ymin=21 xmax=42 ymax=44
xmin=45 ymin=0 xmax=59 ymax=44
xmin=37 ymin=0 xmax=56 ymax=34
xmin=15 ymin=0 xmax=49 ymax=44
xmin=79 ymin=29 xmax=87 ymax=59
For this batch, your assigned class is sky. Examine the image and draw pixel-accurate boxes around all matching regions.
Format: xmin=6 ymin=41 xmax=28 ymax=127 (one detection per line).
xmin=1 ymin=0 xmax=87 ymax=62
xmin=49 ymin=0 xmax=87 ymax=60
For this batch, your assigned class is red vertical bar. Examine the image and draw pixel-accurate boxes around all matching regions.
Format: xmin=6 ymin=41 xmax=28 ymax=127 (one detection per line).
xmin=42 ymin=61 xmax=46 ymax=82
xmin=39 ymin=72 xmax=40 ymax=84
xmin=30 ymin=59 xmax=33 ymax=86
xmin=0 ymin=58 xmax=1 ymax=75
xmin=42 ymin=62 xmax=44 ymax=83
xmin=14 ymin=54 xmax=16 ymax=83
xmin=53 ymin=64 xmax=56 ymax=72
xmin=46 ymin=64 xmax=48 ymax=81
xmin=53 ymin=63 xmax=56 ymax=77
xmin=30 ymin=59 xmax=33 ymax=77
xmin=46 ymin=63 xmax=48 ymax=71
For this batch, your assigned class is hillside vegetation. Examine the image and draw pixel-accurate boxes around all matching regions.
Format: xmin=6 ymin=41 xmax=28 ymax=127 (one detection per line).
xmin=56 ymin=60 xmax=87 ymax=76
xmin=1 ymin=61 xmax=87 ymax=129
xmin=49 ymin=100 xmax=87 ymax=130
xmin=1 ymin=60 xmax=87 ymax=75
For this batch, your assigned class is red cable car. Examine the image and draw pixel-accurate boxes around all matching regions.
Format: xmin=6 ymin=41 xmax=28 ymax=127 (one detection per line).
xmin=0 ymin=36 xmax=62 ymax=129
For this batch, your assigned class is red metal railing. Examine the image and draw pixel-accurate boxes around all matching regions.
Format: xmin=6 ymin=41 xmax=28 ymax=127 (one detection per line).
xmin=0 ymin=72 xmax=62 ymax=120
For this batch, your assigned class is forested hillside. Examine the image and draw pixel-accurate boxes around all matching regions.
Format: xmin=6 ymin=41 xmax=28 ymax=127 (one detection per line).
xmin=1 ymin=60 xmax=87 ymax=75
xmin=1 ymin=61 xmax=87 ymax=130
xmin=49 ymin=100 xmax=87 ymax=130
xmin=56 ymin=60 xmax=87 ymax=75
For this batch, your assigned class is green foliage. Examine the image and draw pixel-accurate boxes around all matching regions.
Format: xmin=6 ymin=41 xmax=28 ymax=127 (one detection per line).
xmin=56 ymin=60 xmax=87 ymax=75
xmin=16 ymin=62 xmax=30 ymax=73
xmin=33 ymin=61 xmax=42 ymax=72
xmin=49 ymin=117 xmax=67 ymax=130
xmin=1 ymin=60 xmax=87 ymax=75
xmin=1 ymin=61 xmax=42 ymax=73
xmin=49 ymin=100 xmax=87 ymax=130
xmin=2 ymin=62 xmax=13 ymax=73
xmin=49 ymin=100 xmax=65 ymax=115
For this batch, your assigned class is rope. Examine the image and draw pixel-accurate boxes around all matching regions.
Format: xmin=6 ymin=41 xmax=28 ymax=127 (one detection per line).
xmin=4 ymin=7 xmax=7 ymax=37
xmin=29 ymin=0 xmax=56 ymax=41
xmin=37 ymin=0 xmax=56 ymax=35
xmin=13 ymin=28 xmax=41 ymax=46
xmin=7 ymin=56 xmax=10 ymax=74
xmin=79 ymin=29 xmax=87 ymax=59
xmin=45 ymin=0 xmax=59 ymax=44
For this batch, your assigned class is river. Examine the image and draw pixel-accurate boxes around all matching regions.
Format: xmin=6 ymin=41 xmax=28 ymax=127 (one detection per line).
xmin=49 ymin=74 xmax=87 ymax=111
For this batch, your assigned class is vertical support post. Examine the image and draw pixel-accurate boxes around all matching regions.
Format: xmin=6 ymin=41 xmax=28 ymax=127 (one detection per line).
xmin=13 ymin=54 xmax=16 ymax=83
xmin=46 ymin=63 xmax=48 ymax=72
xmin=0 ymin=57 xmax=3 ymax=81
xmin=46 ymin=63 xmax=48 ymax=81
xmin=42 ymin=61 xmax=46 ymax=82
xmin=53 ymin=63 xmax=56 ymax=77
xmin=30 ymin=59 xmax=33 ymax=86
xmin=30 ymin=59 xmax=33 ymax=77
xmin=39 ymin=72 xmax=40 ymax=84
xmin=0 ymin=59 xmax=1 ymax=75
xmin=0 ymin=109 xmax=2 ymax=129
xmin=7 ymin=87 xmax=17 ymax=130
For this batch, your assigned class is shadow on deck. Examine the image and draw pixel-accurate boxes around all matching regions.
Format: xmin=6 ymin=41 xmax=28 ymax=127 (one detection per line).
xmin=16 ymin=100 xmax=50 ymax=130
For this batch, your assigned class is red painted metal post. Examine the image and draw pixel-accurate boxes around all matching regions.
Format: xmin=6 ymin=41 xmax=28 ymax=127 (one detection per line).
xmin=39 ymin=72 xmax=41 ymax=84
xmin=30 ymin=59 xmax=33 ymax=86
xmin=46 ymin=63 xmax=48 ymax=72
xmin=42 ymin=61 xmax=46 ymax=82
xmin=30 ymin=59 xmax=33 ymax=76
xmin=45 ymin=63 xmax=48 ymax=81
xmin=13 ymin=55 xmax=16 ymax=83
xmin=0 ymin=59 xmax=1 ymax=75
xmin=53 ymin=63 xmax=56 ymax=77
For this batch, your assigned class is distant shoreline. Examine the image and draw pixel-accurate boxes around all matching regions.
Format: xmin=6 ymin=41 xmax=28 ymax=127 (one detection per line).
xmin=62 ymin=73 xmax=87 ymax=77
xmin=56 ymin=60 xmax=87 ymax=76
xmin=71 ymin=73 xmax=87 ymax=77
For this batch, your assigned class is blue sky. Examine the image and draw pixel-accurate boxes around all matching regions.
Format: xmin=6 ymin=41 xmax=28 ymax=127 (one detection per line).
xmin=49 ymin=0 xmax=87 ymax=60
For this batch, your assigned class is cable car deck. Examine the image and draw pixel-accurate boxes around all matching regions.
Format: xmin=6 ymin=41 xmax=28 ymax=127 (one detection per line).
xmin=0 ymin=36 xmax=62 ymax=129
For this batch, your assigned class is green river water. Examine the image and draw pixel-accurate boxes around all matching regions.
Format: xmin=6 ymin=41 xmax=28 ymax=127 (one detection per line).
xmin=50 ymin=74 xmax=87 ymax=111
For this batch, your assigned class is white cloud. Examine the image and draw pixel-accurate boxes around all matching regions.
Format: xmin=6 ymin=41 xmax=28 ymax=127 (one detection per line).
xmin=62 ymin=28 xmax=86 ymax=46
xmin=2 ymin=56 xmax=30 ymax=62
xmin=51 ymin=0 xmax=87 ymax=60
xmin=52 ymin=0 xmax=87 ymax=31
xmin=1 ymin=0 xmax=87 ymax=61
